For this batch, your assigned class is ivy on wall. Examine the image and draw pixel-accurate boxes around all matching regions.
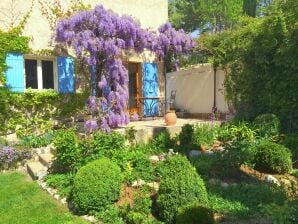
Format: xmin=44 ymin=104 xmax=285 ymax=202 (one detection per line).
xmin=0 ymin=88 xmax=88 ymax=137
xmin=0 ymin=30 xmax=30 ymax=84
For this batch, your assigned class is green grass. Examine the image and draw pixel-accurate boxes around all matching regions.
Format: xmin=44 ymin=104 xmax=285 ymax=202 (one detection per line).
xmin=0 ymin=172 xmax=87 ymax=224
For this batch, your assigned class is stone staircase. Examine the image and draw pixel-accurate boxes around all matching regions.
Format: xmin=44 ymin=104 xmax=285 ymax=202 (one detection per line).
xmin=26 ymin=147 xmax=54 ymax=180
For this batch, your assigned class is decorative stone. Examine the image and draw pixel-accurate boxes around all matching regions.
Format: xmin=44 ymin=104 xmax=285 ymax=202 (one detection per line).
xmin=132 ymin=179 xmax=146 ymax=187
xmin=40 ymin=182 xmax=47 ymax=189
xmin=216 ymin=146 xmax=225 ymax=152
xmin=61 ymin=198 xmax=67 ymax=204
xmin=54 ymin=194 xmax=60 ymax=200
xmin=149 ymin=155 xmax=159 ymax=163
xmin=208 ymin=178 xmax=218 ymax=185
xmin=46 ymin=187 xmax=54 ymax=196
xmin=81 ymin=215 xmax=96 ymax=223
xmin=189 ymin=150 xmax=201 ymax=158
xmin=265 ymin=175 xmax=280 ymax=186
xmin=220 ymin=182 xmax=229 ymax=188
xmin=147 ymin=182 xmax=160 ymax=191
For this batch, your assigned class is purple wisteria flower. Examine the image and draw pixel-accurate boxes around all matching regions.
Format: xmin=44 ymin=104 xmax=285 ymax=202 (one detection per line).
xmin=55 ymin=5 xmax=195 ymax=132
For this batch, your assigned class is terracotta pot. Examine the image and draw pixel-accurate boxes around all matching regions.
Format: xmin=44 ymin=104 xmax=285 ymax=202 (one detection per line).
xmin=165 ymin=111 xmax=177 ymax=126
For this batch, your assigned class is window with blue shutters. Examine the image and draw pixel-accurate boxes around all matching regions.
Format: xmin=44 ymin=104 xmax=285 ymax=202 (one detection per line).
xmin=142 ymin=62 xmax=158 ymax=116
xmin=5 ymin=53 xmax=25 ymax=92
xmin=58 ymin=56 xmax=75 ymax=93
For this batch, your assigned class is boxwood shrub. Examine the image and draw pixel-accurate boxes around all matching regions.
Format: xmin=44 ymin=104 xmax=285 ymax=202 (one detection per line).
xmin=156 ymin=155 xmax=208 ymax=224
xmin=72 ymin=158 xmax=122 ymax=213
xmin=254 ymin=141 xmax=292 ymax=174
xmin=176 ymin=203 xmax=215 ymax=224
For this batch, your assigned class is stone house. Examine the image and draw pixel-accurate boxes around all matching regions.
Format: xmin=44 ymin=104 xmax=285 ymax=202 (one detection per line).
xmin=1 ymin=0 xmax=168 ymax=116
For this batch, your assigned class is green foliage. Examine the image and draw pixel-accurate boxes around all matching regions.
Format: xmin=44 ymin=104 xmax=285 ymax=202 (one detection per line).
xmin=156 ymin=155 xmax=208 ymax=223
xmin=253 ymin=141 xmax=293 ymax=174
xmin=179 ymin=124 xmax=194 ymax=146
xmin=176 ymin=203 xmax=215 ymax=224
xmin=125 ymin=126 xmax=137 ymax=145
xmin=20 ymin=132 xmax=54 ymax=148
xmin=190 ymin=154 xmax=220 ymax=180
xmin=253 ymin=113 xmax=280 ymax=138
xmin=53 ymin=128 xmax=81 ymax=172
xmin=91 ymin=131 xmax=125 ymax=158
xmin=169 ymin=0 xmax=243 ymax=33
xmin=0 ymin=89 xmax=88 ymax=137
xmin=281 ymin=133 xmax=298 ymax=164
xmin=208 ymin=182 xmax=288 ymax=219
xmin=45 ymin=173 xmax=74 ymax=198
xmin=150 ymin=131 xmax=176 ymax=152
xmin=193 ymin=124 xmax=218 ymax=148
xmin=0 ymin=30 xmax=30 ymax=83
xmin=261 ymin=202 xmax=298 ymax=224
xmin=95 ymin=204 xmax=124 ymax=224
xmin=111 ymin=148 xmax=154 ymax=183
xmin=200 ymin=0 xmax=298 ymax=132
xmin=0 ymin=137 xmax=8 ymax=146
xmin=72 ymin=158 xmax=122 ymax=213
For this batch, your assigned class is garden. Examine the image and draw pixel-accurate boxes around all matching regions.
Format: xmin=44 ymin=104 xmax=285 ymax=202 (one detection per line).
xmin=0 ymin=0 xmax=298 ymax=223
xmin=1 ymin=113 xmax=297 ymax=223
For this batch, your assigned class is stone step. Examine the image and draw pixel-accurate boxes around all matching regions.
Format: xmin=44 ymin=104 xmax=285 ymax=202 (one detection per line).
xmin=39 ymin=153 xmax=54 ymax=167
xmin=27 ymin=161 xmax=48 ymax=180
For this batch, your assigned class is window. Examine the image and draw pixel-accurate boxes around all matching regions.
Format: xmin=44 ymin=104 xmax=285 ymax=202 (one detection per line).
xmin=24 ymin=57 xmax=56 ymax=90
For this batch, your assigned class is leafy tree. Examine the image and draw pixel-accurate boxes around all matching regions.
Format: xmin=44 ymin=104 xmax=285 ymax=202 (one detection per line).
xmin=199 ymin=0 xmax=298 ymax=132
xmin=169 ymin=0 xmax=243 ymax=33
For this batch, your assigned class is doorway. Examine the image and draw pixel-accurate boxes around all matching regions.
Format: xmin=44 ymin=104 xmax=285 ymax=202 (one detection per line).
xmin=128 ymin=63 xmax=140 ymax=114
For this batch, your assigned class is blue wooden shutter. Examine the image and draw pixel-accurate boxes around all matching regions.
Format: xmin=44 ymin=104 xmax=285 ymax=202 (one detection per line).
xmin=5 ymin=53 xmax=24 ymax=92
xmin=142 ymin=63 xmax=158 ymax=116
xmin=58 ymin=56 xmax=74 ymax=93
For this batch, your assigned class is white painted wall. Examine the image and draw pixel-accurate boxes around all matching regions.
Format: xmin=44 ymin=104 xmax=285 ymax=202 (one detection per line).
xmin=166 ymin=63 xmax=228 ymax=113
xmin=0 ymin=0 xmax=168 ymax=50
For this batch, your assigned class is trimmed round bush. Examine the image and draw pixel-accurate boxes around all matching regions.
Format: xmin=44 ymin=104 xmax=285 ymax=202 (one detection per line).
xmin=72 ymin=158 xmax=122 ymax=213
xmin=156 ymin=155 xmax=208 ymax=224
xmin=254 ymin=141 xmax=292 ymax=174
xmin=176 ymin=203 xmax=215 ymax=224
xmin=253 ymin=114 xmax=280 ymax=137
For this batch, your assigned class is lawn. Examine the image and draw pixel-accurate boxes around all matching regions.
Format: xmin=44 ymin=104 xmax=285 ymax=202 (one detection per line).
xmin=0 ymin=172 xmax=87 ymax=224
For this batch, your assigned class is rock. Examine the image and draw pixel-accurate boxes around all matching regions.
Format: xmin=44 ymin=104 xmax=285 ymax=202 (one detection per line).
xmin=147 ymin=182 xmax=160 ymax=191
xmin=40 ymin=182 xmax=47 ymax=189
xmin=220 ymin=182 xmax=229 ymax=188
xmin=54 ymin=194 xmax=60 ymax=200
xmin=81 ymin=215 xmax=96 ymax=223
xmin=132 ymin=179 xmax=146 ymax=187
xmin=216 ymin=146 xmax=225 ymax=152
xmin=189 ymin=150 xmax=201 ymax=158
xmin=265 ymin=175 xmax=280 ymax=186
xmin=46 ymin=187 xmax=54 ymax=196
xmin=208 ymin=178 xmax=218 ymax=185
xmin=61 ymin=198 xmax=67 ymax=204
xmin=280 ymin=179 xmax=291 ymax=186
xmin=204 ymin=150 xmax=214 ymax=155
xmin=149 ymin=155 xmax=159 ymax=163
xmin=168 ymin=148 xmax=175 ymax=156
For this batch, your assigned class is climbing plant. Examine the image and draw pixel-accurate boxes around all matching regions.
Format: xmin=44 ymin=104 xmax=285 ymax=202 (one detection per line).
xmin=55 ymin=5 xmax=195 ymax=132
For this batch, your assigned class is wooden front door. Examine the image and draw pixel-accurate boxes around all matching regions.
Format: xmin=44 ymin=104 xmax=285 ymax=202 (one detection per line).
xmin=128 ymin=63 xmax=140 ymax=114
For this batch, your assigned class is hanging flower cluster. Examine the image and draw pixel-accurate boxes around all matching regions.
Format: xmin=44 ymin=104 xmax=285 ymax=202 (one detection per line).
xmin=152 ymin=22 xmax=195 ymax=59
xmin=55 ymin=5 xmax=194 ymax=132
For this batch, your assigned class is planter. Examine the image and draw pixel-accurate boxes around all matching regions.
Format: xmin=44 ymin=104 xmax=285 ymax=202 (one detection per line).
xmin=165 ymin=111 xmax=177 ymax=126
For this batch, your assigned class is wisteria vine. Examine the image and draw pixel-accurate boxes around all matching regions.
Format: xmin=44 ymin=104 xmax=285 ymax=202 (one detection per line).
xmin=55 ymin=5 xmax=195 ymax=132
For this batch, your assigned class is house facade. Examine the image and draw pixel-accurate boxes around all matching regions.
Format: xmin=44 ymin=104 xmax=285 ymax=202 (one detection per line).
xmin=1 ymin=0 xmax=168 ymax=116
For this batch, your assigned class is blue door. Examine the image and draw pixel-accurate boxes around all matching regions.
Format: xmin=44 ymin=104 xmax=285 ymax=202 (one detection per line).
xmin=142 ymin=63 xmax=158 ymax=116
